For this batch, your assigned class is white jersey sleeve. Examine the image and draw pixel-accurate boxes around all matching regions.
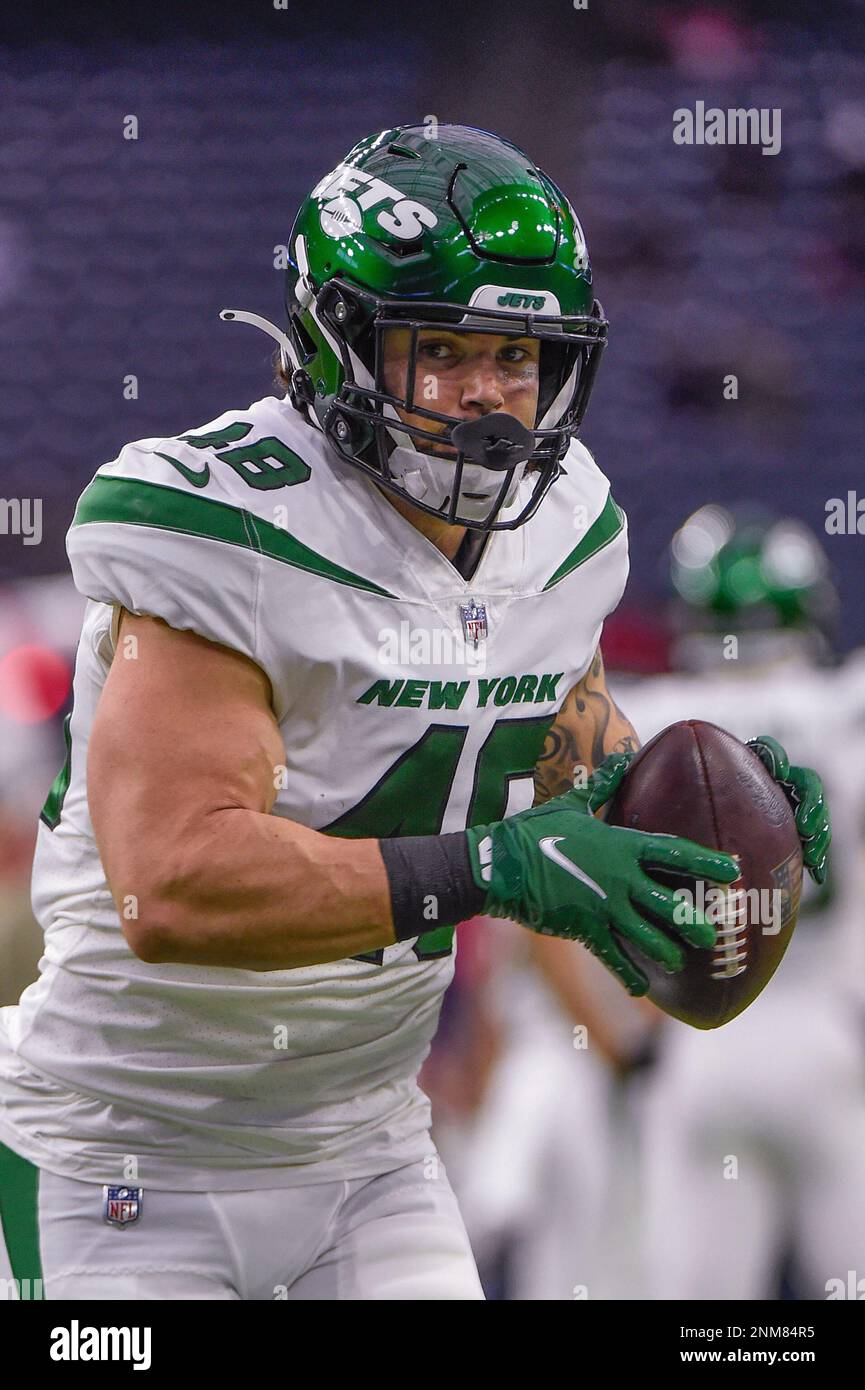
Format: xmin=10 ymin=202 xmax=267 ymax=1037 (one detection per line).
xmin=66 ymin=404 xmax=295 ymax=717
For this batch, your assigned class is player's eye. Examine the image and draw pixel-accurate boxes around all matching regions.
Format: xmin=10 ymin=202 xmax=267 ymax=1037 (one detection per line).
xmin=419 ymin=340 xmax=459 ymax=361
xmin=499 ymin=343 xmax=537 ymax=365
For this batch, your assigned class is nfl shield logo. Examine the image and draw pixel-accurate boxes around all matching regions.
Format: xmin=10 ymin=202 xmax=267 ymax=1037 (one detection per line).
xmin=459 ymin=598 xmax=488 ymax=647
xmin=103 ymin=1186 xmax=143 ymax=1228
xmin=770 ymin=847 xmax=802 ymax=932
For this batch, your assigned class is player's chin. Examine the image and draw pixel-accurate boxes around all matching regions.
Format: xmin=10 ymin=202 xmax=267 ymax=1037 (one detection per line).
xmin=407 ymin=432 xmax=458 ymax=460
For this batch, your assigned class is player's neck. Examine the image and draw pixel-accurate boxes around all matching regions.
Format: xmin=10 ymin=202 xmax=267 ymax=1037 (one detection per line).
xmin=379 ymin=489 xmax=467 ymax=562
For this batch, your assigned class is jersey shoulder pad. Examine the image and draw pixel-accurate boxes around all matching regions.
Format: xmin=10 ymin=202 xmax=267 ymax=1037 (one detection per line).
xmin=92 ymin=396 xmax=321 ymax=506
xmin=66 ymin=397 xmax=322 ymax=716
xmin=528 ymin=438 xmax=628 ymax=594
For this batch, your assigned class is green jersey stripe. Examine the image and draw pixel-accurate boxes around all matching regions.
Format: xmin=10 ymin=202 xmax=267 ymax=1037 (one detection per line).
xmin=542 ymin=493 xmax=625 ymax=590
xmin=0 ymin=1142 xmax=44 ymax=1296
xmin=40 ymin=710 xmax=73 ymax=831
xmin=72 ymin=475 xmax=397 ymax=598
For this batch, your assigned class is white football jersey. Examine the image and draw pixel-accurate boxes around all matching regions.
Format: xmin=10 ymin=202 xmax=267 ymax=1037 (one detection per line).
xmin=613 ymin=656 xmax=865 ymax=1005
xmin=0 ymin=396 xmax=629 ymax=1188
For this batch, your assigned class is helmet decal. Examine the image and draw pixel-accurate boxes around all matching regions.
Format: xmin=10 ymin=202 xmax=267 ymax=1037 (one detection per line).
xmin=312 ymin=161 xmax=439 ymax=241
xmin=320 ymin=194 xmax=364 ymax=239
xmin=467 ymin=285 xmax=563 ymax=315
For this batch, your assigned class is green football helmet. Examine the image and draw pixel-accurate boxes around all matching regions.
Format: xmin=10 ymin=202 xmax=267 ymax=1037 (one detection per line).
xmin=222 ymin=123 xmax=607 ymax=530
xmin=668 ymin=504 xmax=839 ymax=668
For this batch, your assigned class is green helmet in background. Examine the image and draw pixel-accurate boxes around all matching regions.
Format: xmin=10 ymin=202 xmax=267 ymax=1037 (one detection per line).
xmin=668 ymin=505 xmax=839 ymax=669
xmin=225 ymin=123 xmax=607 ymax=530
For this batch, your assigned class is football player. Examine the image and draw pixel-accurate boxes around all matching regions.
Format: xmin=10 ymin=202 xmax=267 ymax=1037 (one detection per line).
xmin=0 ymin=127 xmax=826 ymax=1300
xmin=623 ymin=507 xmax=864 ymax=1300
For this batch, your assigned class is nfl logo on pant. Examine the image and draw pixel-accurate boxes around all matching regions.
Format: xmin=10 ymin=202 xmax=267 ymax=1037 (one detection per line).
xmin=103 ymin=1186 xmax=143 ymax=1227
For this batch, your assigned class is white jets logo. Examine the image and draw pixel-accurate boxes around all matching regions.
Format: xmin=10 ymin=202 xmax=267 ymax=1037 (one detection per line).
xmin=319 ymin=194 xmax=363 ymax=238
xmin=312 ymin=162 xmax=438 ymax=241
xmin=468 ymin=284 xmax=562 ymax=315
xmin=539 ymin=836 xmax=607 ymax=899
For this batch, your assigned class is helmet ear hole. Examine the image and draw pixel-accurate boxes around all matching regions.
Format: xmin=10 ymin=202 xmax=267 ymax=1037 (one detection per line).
xmin=352 ymin=319 xmax=376 ymax=375
xmin=292 ymin=316 xmax=318 ymax=365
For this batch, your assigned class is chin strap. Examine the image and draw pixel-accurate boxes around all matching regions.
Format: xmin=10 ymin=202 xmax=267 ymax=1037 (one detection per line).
xmin=387 ymin=413 xmax=536 ymax=520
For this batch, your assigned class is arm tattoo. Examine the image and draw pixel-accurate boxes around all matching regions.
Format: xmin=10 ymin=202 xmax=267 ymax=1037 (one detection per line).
xmin=532 ymin=646 xmax=640 ymax=805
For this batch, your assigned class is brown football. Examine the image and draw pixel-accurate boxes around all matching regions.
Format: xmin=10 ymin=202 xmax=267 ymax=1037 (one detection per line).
xmin=606 ymin=720 xmax=803 ymax=1029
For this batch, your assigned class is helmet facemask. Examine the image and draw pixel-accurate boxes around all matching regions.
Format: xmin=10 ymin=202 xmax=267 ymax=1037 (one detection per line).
xmin=298 ymin=276 xmax=607 ymax=531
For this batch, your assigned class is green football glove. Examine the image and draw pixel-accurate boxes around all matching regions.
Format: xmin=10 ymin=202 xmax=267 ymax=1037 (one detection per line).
xmin=746 ymin=735 xmax=831 ymax=885
xmin=465 ymin=751 xmax=739 ymax=996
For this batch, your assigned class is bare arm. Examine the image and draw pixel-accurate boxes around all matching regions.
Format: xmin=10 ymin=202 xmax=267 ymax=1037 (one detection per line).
xmin=527 ymin=644 xmax=661 ymax=1053
xmin=532 ymin=643 xmax=640 ymax=805
xmin=88 ymin=609 xmax=395 ymax=970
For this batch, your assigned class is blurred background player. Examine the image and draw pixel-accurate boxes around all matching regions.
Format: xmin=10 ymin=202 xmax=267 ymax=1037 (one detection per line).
xmin=429 ymin=917 xmax=658 ymax=1300
xmin=431 ymin=507 xmax=860 ymax=1300
xmin=620 ymin=506 xmax=865 ymax=1301
xmin=0 ymin=582 xmax=84 ymax=1007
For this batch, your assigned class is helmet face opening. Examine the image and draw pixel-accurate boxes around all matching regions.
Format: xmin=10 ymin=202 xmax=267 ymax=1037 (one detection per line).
xmin=305 ymin=277 xmax=607 ymax=530
xmin=283 ymin=123 xmax=609 ymax=530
